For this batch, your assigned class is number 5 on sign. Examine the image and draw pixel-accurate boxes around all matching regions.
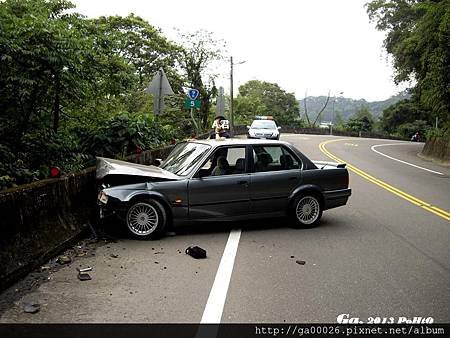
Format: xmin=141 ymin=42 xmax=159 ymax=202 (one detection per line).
xmin=184 ymin=98 xmax=201 ymax=109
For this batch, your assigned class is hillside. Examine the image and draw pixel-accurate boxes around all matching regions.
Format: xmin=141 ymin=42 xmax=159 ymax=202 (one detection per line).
xmin=298 ymin=92 xmax=410 ymax=122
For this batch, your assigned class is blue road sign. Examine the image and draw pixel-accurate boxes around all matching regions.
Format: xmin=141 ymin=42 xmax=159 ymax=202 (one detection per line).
xmin=188 ymin=89 xmax=199 ymax=100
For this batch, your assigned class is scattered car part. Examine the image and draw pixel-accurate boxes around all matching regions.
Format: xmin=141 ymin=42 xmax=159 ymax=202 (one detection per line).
xmin=185 ymin=246 xmax=207 ymax=259
xmin=23 ymin=302 xmax=40 ymax=314
xmin=57 ymin=255 xmax=71 ymax=265
xmin=77 ymin=267 xmax=92 ymax=273
xmin=78 ymin=273 xmax=92 ymax=281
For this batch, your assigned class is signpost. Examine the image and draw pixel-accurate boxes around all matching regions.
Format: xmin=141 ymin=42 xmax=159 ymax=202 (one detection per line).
xmin=184 ymin=98 xmax=201 ymax=109
xmin=144 ymin=68 xmax=174 ymax=115
xmin=185 ymin=88 xmax=201 ymax=134
xmin=216 ymin=87 xmax=225 ymax=117
xmin=188 ymin=89 xmax=199 ymax=100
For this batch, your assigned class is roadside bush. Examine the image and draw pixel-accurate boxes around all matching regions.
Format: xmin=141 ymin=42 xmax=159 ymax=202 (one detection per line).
xmin=396 ymin=120 xmax=431 ymax=140
xmin=426 ymin=127 xmax=449 ymax=140
xmin=82 ymin=112 xmax=175 ymax=158
xmin=0 ymin=130 xmax=95 ymax=189
xmin=0 ymin=143 xmax=39 ymax=188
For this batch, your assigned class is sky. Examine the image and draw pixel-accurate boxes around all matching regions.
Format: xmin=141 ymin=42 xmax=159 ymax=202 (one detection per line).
xmin=71 ymin=0 xmax=407 ymax=102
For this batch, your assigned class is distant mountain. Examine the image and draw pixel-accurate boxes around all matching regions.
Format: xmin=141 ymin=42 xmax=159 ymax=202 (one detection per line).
xmin=298 ymin=92 xmax=410 ymax=122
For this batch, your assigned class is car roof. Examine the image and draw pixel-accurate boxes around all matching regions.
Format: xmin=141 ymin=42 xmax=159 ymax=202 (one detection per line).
xmin=188 ymin=138 xmax=290 ymax=147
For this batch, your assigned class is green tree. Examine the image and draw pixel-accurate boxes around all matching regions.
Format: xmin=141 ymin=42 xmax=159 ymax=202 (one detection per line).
xmin=234 ymin=80 xmax=300 ymax=125
xmin=0 ymin=0 xmax=184 ymax=188
xmin=380 ymin=99 xmax=430 ymax=133
xmin=176 ymin=30 xmax=224 ymax=130
xmin=345 ymin=106 xmax=375 ymax=132
xmin=366 ymin=0 xmax=450 ymax=129
xmin=0 ymin=0 xmax=99 ymax=144
xmin=79 ymin=14 xmax=183 ymax=119
xmin=334 ymin=111 xmax=345 ymax=129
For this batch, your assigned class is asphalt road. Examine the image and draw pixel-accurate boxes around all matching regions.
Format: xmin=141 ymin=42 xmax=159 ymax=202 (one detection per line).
xmin=1 ymin=133 xmax=449 ymax=324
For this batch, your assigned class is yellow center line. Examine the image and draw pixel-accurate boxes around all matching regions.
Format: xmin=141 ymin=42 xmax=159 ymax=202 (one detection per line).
xmin=319 ymin=139 xmax=450 ymax=221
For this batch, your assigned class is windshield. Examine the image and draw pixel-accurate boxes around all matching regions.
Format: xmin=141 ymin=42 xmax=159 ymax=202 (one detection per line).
xmin=160 ymin=142 xmax=211 ymax=176
xmin=251 ymin=120 xmax=277 ymax=129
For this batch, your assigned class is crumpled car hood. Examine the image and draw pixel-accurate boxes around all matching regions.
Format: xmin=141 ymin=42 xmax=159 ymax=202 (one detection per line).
xmin=96 ymin=157 xmax=180 ymax=180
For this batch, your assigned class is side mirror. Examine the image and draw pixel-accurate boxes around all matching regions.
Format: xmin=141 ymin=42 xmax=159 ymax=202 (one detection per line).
xmin=153 ymin=158 xmax=162 ymax=167
xmin=277 ymin=126 xmax=281 ymax=130
xmin=247 ymin=126 xmax=251 ymax=129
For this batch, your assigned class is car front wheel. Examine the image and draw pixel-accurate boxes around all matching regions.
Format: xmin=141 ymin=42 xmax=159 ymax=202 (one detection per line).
xmin=292 ymin=194 xmax=322 ymax=227
xmin=126 ymin=199 xmax=167 ymax=239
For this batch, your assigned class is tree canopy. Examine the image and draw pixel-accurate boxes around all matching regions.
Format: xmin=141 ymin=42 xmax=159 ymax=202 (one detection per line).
xmin=0 ymin=0 xmax=222 ymax=189
xmin=234 ymin=80 xmax=300 ymax=125
xmin=344 ymin=106 xmax=375 ymax=132
xmin=366 ymin=0 xmax=449 ymax=129
xmin=176 ymin=30 xmax=225 ymax=130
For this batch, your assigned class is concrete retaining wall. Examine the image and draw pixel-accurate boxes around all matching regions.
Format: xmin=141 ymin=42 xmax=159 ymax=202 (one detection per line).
xmin=0 ymin=146 xmax=174 ymax=291
xmin=420 ymin=136 xmax=450 ymax=164
xmin=0 ymin=168 xmax=97 ymax=290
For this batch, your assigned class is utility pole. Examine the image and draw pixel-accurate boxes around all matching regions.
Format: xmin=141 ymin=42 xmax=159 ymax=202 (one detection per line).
xmin=230 ymin=56 xmax=234 ymax=136
xmin=331 ymin=98 xmax=335 ymax=135
xmin=229 ymin=56 xmax=246 ymax=137
xmin=331 ymin=91 xmax=343 ymax=135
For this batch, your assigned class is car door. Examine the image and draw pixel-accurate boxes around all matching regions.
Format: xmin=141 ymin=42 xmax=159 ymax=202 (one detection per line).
xmin=249 ymin=144 xmax=303 ymax=214
xmin=188 ymin=145 xmax=251 ymax=220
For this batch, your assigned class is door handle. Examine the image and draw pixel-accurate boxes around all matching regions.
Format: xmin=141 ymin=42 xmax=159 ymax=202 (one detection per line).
xmin=237 ymin=180 xmax=248 ymax=185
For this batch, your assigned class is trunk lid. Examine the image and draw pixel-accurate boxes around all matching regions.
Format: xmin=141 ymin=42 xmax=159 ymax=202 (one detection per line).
xmin=312 ymin=161 xmax=347 ymax=169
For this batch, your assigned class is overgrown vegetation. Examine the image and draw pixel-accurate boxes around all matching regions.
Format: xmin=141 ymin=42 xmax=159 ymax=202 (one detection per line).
xmin=366 ymin=0 xmax=449 ymax=139
xmin=0 ymin=0 xmax=223 ymax=189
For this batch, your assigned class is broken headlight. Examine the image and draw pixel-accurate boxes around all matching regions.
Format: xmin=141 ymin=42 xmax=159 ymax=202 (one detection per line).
xmin=98 ymin=191 xmax=109 ymax=204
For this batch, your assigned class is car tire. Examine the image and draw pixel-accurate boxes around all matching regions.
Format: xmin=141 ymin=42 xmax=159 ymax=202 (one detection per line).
xmin=125 ymin=199 xmax=167 ymax=239
xmin=291 ymin=193 xmax=322 ymax=228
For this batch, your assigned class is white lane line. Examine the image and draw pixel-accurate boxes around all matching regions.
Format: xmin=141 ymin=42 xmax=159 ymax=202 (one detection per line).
xmin=371 ymin=143 xmax=444 ymax=175
xmin=201 ymin=229 xmax=242 ymax=323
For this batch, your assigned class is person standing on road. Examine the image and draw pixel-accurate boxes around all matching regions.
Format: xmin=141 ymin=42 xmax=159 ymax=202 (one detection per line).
xmin=211 ymin=115 xmax=230 ymax=139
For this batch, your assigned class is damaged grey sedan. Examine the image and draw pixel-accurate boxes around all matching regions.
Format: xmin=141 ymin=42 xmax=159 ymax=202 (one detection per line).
xmin=97 ymin=139 xmax=351 ymax=239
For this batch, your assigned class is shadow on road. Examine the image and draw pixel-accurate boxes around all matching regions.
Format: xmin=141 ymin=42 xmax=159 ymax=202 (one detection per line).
xmin=100 ymin=215 xmax=341 ymax=240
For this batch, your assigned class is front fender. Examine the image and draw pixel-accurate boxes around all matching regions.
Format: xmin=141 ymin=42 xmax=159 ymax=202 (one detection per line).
xmin=124 ymin=190 xmax=171 ymax=206
xmin=104 ymin=187 xmax=171 ymax=207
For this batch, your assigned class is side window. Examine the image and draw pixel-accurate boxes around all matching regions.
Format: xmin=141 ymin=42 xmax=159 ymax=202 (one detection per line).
xmin=253 ymin=146 xmax=283 ymax=172
xmin=199 ymin=146 xmax=247 ymax=177
xmin=253 ymin=145 xmax=301 ymax=172
xmin=281 ymin=146 xmax=302 ymax=170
